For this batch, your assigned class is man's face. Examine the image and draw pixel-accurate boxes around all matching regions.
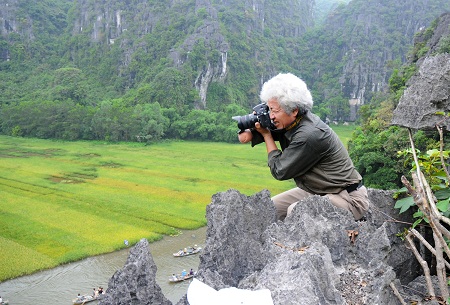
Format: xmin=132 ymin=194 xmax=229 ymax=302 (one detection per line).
xmin=267 ymin=98 xmax=298 ymax=130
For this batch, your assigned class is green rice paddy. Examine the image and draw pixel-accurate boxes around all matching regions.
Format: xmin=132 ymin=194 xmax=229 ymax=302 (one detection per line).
xmin=0 ymin=124 xmax=355 ymax=281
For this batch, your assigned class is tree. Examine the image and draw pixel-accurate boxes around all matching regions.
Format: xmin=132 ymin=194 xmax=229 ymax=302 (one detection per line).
xmin=348 ymin=99 xmax=434 ymax=189
xmin=392 ymin=126 xmax=450 ymax=304
xmin=148 ymin=68 xmax=197 ymax=109
xmin=52 ymin=68 xmax=88 ymax=104
xmin=133 ymin=103 xmax=169 ymax=142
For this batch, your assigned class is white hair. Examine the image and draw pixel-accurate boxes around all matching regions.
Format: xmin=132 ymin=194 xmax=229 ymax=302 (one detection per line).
xmin=259 ymin=73 xmax=313 ymax=114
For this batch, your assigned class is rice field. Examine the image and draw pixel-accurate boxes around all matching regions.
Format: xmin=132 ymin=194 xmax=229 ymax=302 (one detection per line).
xmin=0 ymin=124 xmax=355 ymax=281
xmin=0 ymin=136 xmax=295 ymax=281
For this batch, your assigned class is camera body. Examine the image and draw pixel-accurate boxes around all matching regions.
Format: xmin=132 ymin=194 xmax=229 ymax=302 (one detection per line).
xmin=232 ymin=103 xmax=274 ymax=131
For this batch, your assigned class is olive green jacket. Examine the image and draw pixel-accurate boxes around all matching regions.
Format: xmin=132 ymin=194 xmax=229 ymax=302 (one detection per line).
xmin=251 ymin=111 xmax=361 ymax=195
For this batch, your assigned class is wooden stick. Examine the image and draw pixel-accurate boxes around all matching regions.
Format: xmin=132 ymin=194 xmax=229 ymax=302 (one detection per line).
xmin=405 ymin=232 xmax=435 ymax=297
xmin=390 ymin=282 xmax=408 ymax=305
xmin=408 ymin=128 xmax=424 ymax=190
xmin=436 ymin=125 xmax=450 ymax=184
xmin=409 ymin=228 xmax=450 ymax=270
xmin=433 ymin=232 xmax=449 ymax=301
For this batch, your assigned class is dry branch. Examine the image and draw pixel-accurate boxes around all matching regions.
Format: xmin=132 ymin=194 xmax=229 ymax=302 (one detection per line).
xmin=409 ymin=228 xmax=450 ymax=270
xmin=405 ymin=232 xmax=436 ymax=297
xmin=390 ymin=282 xmax=408 ymax=305
xmin=401 ymin=128 xmax=450 ymax=301
xmin=437 ymin=125 xmax=450 ymax=184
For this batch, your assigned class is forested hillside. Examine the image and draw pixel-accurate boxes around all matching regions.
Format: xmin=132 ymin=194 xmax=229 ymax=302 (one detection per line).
xmin=0 ymin=0 xmax=449 ymax=144
xmin=348 ymin=13 xmax=450 ymax=189
xmin=313 ymin=0 xmax=351 ymax=23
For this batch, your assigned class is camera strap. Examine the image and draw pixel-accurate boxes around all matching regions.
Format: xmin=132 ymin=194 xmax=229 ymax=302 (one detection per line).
xmin=285 ymin=115 xmax=303 ymax=131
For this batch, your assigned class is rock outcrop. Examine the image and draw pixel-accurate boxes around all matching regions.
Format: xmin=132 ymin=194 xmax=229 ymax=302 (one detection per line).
xmin=391 ymin=52 xmax=450 ymax=130
xmin=100 ymin=188 xmax=438 ymax=305
xmin=391 ymin=13 xmax=450 ymax=130
xmin=98 ymin=238 xmax=172 ymax=305
xmin=326 ymin=1 xmax=450 ymax=109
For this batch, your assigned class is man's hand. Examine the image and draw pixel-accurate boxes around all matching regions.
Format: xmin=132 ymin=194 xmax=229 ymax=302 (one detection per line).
xmin=238 ymin=130 xmax=252 ymax=143
xmin=255 ymin=122 xmax=278 ymax=154
xmin=254 ymin=122 xmax=271 ymax=137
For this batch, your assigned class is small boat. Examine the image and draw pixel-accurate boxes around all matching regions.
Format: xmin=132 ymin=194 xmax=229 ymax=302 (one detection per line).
xmin=173 ymin=246 xmax=202 ymax=257
xmin=169 ymin=271 xmax=196 ymax=283
xmin=72 ymin=295 xmax=98 ymax=304
xmin=1 ymin=300 xmax=9 ymax=305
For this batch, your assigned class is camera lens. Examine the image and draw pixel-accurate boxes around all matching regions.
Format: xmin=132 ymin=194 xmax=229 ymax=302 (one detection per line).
xmin=232 ymin=113 xmax=258 ymax=130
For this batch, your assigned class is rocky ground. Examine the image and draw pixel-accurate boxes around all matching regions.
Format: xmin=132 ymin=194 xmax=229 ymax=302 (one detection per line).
xmin=99 ymin=188 xmax=442 ymax=305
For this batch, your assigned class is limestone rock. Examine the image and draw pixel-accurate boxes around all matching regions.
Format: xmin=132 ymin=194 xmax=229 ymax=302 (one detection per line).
xmin=391 ymin=53 xmax=450 ymax=130
xmin=98 ymin=238 xmax=171 ymax=305
xmin=391 ymin=13 xmax=450 ymax=130
xmin=191 ymin=189 xmax=417 ymax=305
xmin=103 ymin=188 xmax=431 ymax=305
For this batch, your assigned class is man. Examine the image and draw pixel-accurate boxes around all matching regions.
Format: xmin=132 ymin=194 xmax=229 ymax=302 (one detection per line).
xmin=238 ymin=73 xmax=370 ymax=221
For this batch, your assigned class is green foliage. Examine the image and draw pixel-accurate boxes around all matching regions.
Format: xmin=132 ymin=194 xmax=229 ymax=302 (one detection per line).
xmin=437 ymin=34 xmax=450 ymax=54
xmin=52 ymin=67 xmax=88 ymax=103
xmin=313 ymin=0 xmax=352 ymax=24
xmin=1 ymin=0 xmax=449 ymax=146
xmin=393 ymin=193 xmax=416 ymax=214
xmin=388 ymin=69 xmax=403 ymax=93
xmin=348 ymin=93 xmax=435 ymax=189
xmin=350 ymin=125 xmax=406 ymax=189
xmin=398 ymin=148 xmax=449 ymax=189
xmin=0 ymin=99 xmax=166 ymax=142
xmin=394 ymin=148 xmax=450 ymax=227
xmin=205 ymin=82 xmax=236 ymax=112
xmin=387 ymin=64 xmax=417 ymax=101
xmin=133 ymin=103 xmax=169 ymax=142
xmin=147 ymin=67 xmax=197 ymax=108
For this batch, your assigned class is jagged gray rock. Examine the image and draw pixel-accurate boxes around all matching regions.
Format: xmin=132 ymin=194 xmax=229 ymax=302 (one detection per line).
xmin=195 ymin=189 xmax=276 ymax=288
xmin=103 ymin=188 xmax=434 ymax=305
xmin=98 ymin=238 xmax=171 ymax=305
xmin=391 ymin=53 xmax=450 ymax=130
xmin=391 ymin=13 xmax=450 ymax=130
xmin=192 ymin=189 xmax=417 ymax=305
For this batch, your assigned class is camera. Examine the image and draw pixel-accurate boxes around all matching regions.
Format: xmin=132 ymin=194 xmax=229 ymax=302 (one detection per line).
xmin=232 ymin=103 xmax=275 ymax=131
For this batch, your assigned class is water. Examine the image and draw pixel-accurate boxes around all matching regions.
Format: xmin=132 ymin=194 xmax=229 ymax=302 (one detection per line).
xmin=0 ymin=227 xmax=206 ymax=305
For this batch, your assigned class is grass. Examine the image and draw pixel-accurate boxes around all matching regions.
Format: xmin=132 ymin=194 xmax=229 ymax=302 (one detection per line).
xmin=0 ymin=136 xmax=293 ymax=281
xmin=329 ymin=123 xmax=357 ymax=147
xmin=0 ymin=124 xmax=355 ymax=281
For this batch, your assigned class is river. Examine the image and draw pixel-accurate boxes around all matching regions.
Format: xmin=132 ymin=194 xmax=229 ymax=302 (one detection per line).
xmin=0 ymin=226 xmax=207 ymax=305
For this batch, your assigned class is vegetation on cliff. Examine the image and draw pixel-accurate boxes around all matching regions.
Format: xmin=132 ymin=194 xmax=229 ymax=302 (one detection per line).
xmin=1 ymin=1 xmax=449 ymax=143
xmin=349 ymin=14 xmax=450 ymax=190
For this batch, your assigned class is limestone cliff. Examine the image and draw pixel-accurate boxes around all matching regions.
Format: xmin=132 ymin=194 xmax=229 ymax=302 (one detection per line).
xmin=2 ymin=0 xmax=448 ymax=114
xmin=391 ymin=13 xmax=450 ymax=130
xmin=67 ymin=0 xmax=314 ymax=108
xmin=300 ymin=0 xmax=450 ymax=121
